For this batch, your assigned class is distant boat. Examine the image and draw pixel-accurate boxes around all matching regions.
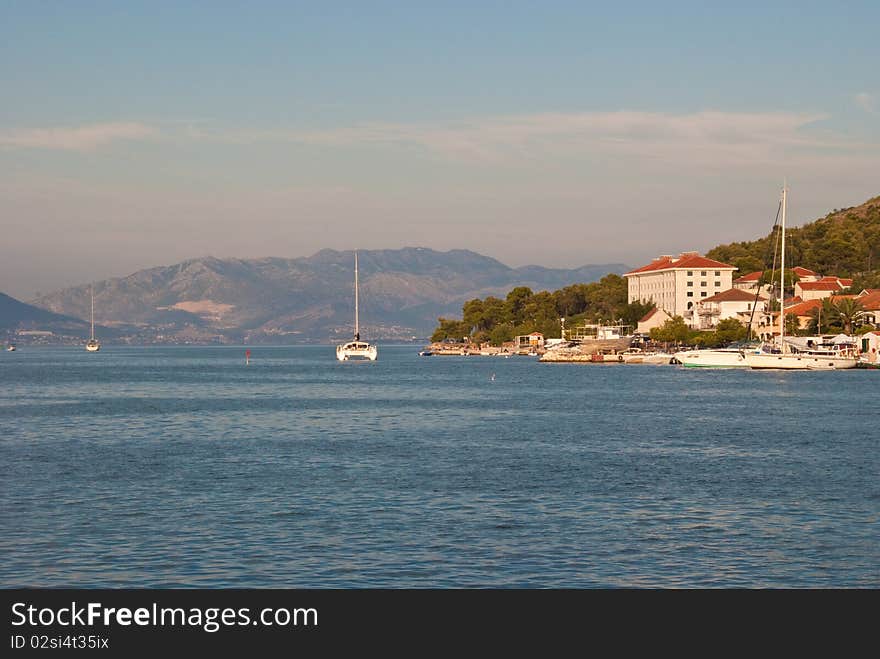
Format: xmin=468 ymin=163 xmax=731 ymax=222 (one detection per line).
xmin=418 ymin=349 xmax=434 ymax=356
xmin=6 ymin=344 xmax=15 ymax=352
xmin=85 ymin=284 xmax=101 ymax=352
xmin=336 ymin=251 xmax=377 ymax=361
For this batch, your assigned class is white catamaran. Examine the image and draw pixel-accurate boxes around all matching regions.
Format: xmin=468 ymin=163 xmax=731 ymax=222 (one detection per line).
xmin=336 ymin=251 xmax=377 ymax=361
xmin=744 ymin=185 xmax=857 ymax=370
xmin=85 ymin=284 xmax=101 ymax=352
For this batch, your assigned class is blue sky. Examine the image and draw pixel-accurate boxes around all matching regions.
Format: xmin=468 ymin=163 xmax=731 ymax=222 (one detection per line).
xmin=2 ymin=1 xmax=878 ymax=298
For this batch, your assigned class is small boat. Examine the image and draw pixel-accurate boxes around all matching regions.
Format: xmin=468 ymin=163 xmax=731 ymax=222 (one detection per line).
xmin=85 ymin=284 xmax=101 ymax=352
xmin=418 ymin=349 xmax=434 ymax=356
xmin=336 ymin=251 xmax=377 ymax=361
xmin=6 ymin=345 xmax=15 ymax=352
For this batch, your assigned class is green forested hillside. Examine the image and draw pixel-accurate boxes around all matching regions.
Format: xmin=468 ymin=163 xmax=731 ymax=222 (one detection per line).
xmin=706 ymin=195 xmax=880 ymax=290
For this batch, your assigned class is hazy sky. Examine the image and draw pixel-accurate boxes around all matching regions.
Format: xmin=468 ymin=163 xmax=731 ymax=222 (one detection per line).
xmin=2 ymin=1 xmax=879 ymax=299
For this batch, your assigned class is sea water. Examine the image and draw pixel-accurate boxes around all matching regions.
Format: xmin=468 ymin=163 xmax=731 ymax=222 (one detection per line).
xmin=1 ymin=346 xmax=877 ymax=587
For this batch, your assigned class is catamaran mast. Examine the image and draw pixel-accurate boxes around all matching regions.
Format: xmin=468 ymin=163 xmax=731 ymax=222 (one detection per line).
xmin=90 ymin=284 xmax=95 ymax=341
xmin=354 ymin=251 xmax=360 ymax=341
xmin=779 ymin=184 xmax=786 ymax=349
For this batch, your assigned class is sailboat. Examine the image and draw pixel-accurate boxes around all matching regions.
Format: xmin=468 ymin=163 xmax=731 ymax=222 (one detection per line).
xmin=336 ymin=251 xmax=377 ymax=361
xmin=85 ymin=284 xmax=101 ymax=352
xmin=744 ymin=185 xmax=857 ymax=370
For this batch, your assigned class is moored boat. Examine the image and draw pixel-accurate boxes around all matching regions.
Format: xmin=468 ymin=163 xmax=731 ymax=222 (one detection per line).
xmin=674 ymin=347 xmax=751 ymax=368
xmin=743 ymin=185 xmax=858 ymax=370
xmin=336 ymin=251 xmax=378 ymax=361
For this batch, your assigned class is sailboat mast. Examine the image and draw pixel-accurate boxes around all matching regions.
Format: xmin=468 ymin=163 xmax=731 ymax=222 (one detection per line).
xmin=90 ymin=284 xmax=95 ymax=341
xmin=779 ymin=185 xmax=786 ymax=346
xmin=354 ymin=251 xmax=360 ymax=341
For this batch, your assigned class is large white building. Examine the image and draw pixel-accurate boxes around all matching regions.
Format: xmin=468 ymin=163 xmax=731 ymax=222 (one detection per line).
xmin=623 ymin=252 xmax=737 ymax=327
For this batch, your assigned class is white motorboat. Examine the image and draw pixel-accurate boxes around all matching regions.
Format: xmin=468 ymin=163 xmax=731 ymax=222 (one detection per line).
xmin=336 ymin=251 xmax=377 ymax=361
xmin=674 ymin=347 xmax=751 ymax=368
xmin=618 ymin=347 xmax=675 ymax=364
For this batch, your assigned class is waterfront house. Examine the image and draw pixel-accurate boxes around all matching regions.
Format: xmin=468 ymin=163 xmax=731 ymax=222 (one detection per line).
xmin=791 ymin=266 xmax=819 ymax=282
xmin=690 ymin=288 xmax=767 ymax=331
xmin=514 ymin=332 xmax=545 ymax=351
xmin=782 ymin=298 xmax=823 ymax=331
xmin=795 ymin=280 xmax=845 ymax=301
xmin=733 ymin=271 xmax=763 ymax=292
xmin=794 ymin=276 xmax=853 ymax=301
xmin=855 ymin=290 xmax=880 ymax=326
xmin=860 ymin=332 xmax=880 ymax=363
xmin=636 ymin=307 xmax=672 ymax=335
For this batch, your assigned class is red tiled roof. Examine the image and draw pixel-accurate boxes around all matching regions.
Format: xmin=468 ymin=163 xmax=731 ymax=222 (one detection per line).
xmin=625 ymin=253 xmax=735 ymax=276
xmin=784 ymin=299 xmax=822 ymax=316
xmin=638 ymin=308 xmax=665 ymax=323
xmin=856 ymin=292 xmax=880 ymax=310
xmin=796 ymin=281 xmax=844 ymax=291
xmin=791 ymin=266 xmax=817 ymax=277
xmin=785 ymin=293 xmax=880 ymax=315
xmin=700 ymin=288 xmax=768 ymax=303
xmin=735 ymin=271 xmax=762 ymax=282
xmin=816 ymin=276 xmax=853 ymax=287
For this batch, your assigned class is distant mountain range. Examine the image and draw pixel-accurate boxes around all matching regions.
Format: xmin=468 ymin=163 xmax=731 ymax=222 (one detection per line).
xmin=0 ymin=292 xmax=89 ymax=334
xmin=15 ymin=248 xmax=628 ymax=343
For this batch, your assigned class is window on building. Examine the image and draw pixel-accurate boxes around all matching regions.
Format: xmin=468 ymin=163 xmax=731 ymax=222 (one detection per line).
xmin=687 ymin=291 xmax=693 ymax=297
xmin=687 ymin=281 xmax=693 ymax=287
xmin=687 ymin=271 xmax=693 ymax=276
xmin=701 ymin=292 xmax=707 ymax=297
xmin=715 ymin=281 xmax=721 ymax=287
xmin=715 ymin=271 xmax=720 ymax=276
xmin=701 ymin=271 xmax=706 ymax=276
xmin=701 ymin=281 xmax=707 ymax=287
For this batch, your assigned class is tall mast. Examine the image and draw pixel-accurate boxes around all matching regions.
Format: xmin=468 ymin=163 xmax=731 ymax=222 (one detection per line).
xmin=354 ymin=251 xmax=360 ymax=341
xmin=779 ymin=184 xmax=786 ymax=347
xmin=90 ymin=284 xmax=95 ymax=341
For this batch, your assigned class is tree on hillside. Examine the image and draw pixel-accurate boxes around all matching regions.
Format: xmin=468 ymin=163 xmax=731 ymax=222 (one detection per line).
xmin=504 ymin=287 xmax=533 ymax=323
xmin=706 ymin=196 xmax=880 ymax=280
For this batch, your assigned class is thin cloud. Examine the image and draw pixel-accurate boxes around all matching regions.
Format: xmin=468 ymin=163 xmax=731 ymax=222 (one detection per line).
xmin=0 ymin=122 xmax=157 ymax=151
xmin=197 ymin=110 xmax=839 ymax=165
xmin=855 ymin=92 xmax=876 ymax=113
